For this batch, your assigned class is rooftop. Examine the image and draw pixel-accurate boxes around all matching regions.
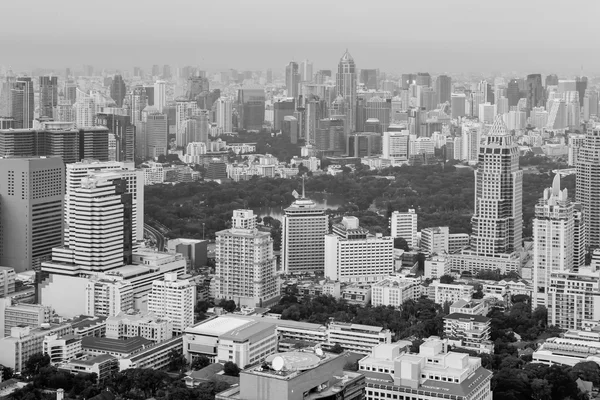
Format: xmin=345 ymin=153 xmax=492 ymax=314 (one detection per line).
xmin=444 ymin=313 xmax=490 ymax=323
xmin=81 ymin=336 xmax=152 ymax=354
xmin=218 ymin=321 xmax=274 ymax=342
xmin=187 ymin=316 xmax=253 ymax=337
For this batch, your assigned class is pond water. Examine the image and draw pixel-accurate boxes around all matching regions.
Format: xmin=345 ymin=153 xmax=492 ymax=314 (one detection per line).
xmin=252 ymin=192 xmax=345 ymax=221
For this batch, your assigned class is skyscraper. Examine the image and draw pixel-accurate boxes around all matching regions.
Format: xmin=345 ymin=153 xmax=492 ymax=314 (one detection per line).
xmin=526 ymin=74 xmax=544 ymax=112
xmin=576 ymin=125 xmax=600 ymax=249
xmin=273 ymin=98 xmax=296 ymax=131
xmin=175 ymin=99 xmax=200 ymax=147
xmin=39 ymin=76 xmax=58 ymax=118
xmin=336 ymin=50 xmax=357 ymax=132
xmin=470 ymin=115 xmax=523 ymax=256
xmin=128 ymin=86 xmax=148 ymax=126
xmin=435 ymin=75 xmax=452 ymax=106
xmin=300 ymin=59 xmax=313 ymax=83
xmin=215 ymin=210 xmax=279 ymax=308
xmin=285 ymin=62 xmax=300 ymax=99
xmin=416 ymin=72 xmax=432 ymax=87
xmin=360 ymin=69 xmax=378 ymax=90
xmin=238 ymin=85 xmax=265 ymax=131
xmin=148 ymin=272 xmax=195 ymax=334
xmin=154 ymin=80 xmax=166 ymax=112
xmin=282 ymin=188 xmax=329 ymax=275
xmin=145 ymin=112 xmax=168 ymax=159
xmin=96 ymin=113 xmax=135 ymax=162
xmin=507 ymin=79 xmax=521 ymax=108
xmin=186 ymin=75 xmax=209 ymax=101
xmin=12 ymin=77 xmax=34 ymax=129
xmin=110 ymin=75 xmax=126 ymax=107
xmin=215 ymin=97 xmax=233 ymax=134
xmin=0 ymin=157 xmax=64 ymax=272
xmin=545 ymin=74 xmax=559 ymax=87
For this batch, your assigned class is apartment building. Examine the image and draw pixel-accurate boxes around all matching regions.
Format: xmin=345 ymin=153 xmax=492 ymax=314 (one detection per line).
xmin=444 ymin=313 xmax=493 ymax=354
xmin=147 ymin=273 xmax=195 ymax=334
xmin=390 ymin=209 xmax=418 ymax=248
xmin=106 ymin=311 xmax=173 ymax=343
xmin=371 ymin=276 xmax=421 ymax=307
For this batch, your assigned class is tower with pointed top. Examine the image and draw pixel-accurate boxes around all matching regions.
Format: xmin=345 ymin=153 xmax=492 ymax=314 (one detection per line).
xmin=336 ymin=50 xmax=357 ymax=132
xmin=470 ymin=115 xmax=523 ymax=256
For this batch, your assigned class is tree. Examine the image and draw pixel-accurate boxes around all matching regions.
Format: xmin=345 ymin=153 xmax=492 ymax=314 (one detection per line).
xmin=23 ymin=353 xmax=50 ymax=378
xmin=330 ymin=343 xmax=344 ymax=354
xmin=223 ymin=362 xmax=240 ymax=377
xmin=530 ymin=379 xmax=552 ymax=400
xmin=439 ymin=275 xmax=455 ymax=284
xmin=219 ymin=299 xmax=236 ymax=312
xmin=168 ymin=349 xmax=188 ymax=373
xmin=1 ymin=366 xmax=14 ymax=381
xmin=393 ymin=237 xmax=410 ymax=251
xmin=570 ymin=361 xmax=600 ymax=386
xmin=343 ymin=360 xmax=358 ymax=371
xmin=191 ymin=356 xmax=211 ymax=371
xmin=472 ymin=289 xmax=484 ymax=299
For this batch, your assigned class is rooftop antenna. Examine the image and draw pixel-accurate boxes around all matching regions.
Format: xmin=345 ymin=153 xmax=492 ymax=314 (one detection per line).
xmin=301 ymin=175 xmax=306 ymax=199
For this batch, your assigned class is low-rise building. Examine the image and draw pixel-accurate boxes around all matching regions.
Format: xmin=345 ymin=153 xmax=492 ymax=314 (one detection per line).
xmin=0 ymin=299 xmax=53 ymax=338
xmin=341 ymin=285 xmax=371 ymax=306
xmin=444 ymin=313 xmax=493 ymax=354
xmin=424 ymin=256 xmax=448 ymax=280
xmin=81 ymin=336 xmax=153 ymax=358
xmin=532 ymin=337 xmax=600 ymax=367
xmin=119 ymin=336 xmax=183 ymax=371
xmin=43 ymin=334 xmax=82 ymax=363
xmin=106 ymin=311 xmax=173 ymax=343
xmin=359 ymin=337 xmax=493 ymax=400
xmin=327 ymin=322 xmax=392 ymax=355
xmin=371 ymin=276 xmax=421 ymax=307
xmin=449 ymin=299 xmax=488 ymax=316
xmin=428 ymin=281 xmax=474 ymax=305
xmin=0 ymin=267 xmax=15 ymax=297
xmin=70 ymin=315 xmax=107 ymax=338
xmin=57 ymin=354 xmax=118 ymax=383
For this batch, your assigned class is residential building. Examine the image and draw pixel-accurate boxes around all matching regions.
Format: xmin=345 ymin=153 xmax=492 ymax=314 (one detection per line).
xmin=285 ymin=62 xmax=300 ymax=99
xmin=282 ymin=194 xmax=328 ymax=275
xmin=0 ymin=324 xmax=73 ymax=372
xmin=0 ymin=157 xmax=64 ymax=272
xmin=215 ymin=210 xmax=279 ymax=308
xmin=420 ymin=226 xmax=449 ymax=255
xmin=429 ymin=281 xmax=474 ymax=305
xmin=324 ymin=217 xmax=394 ymax=283
xmin=43 ymin=334 xmax=82 ymax=363
xmin=216 ymin=350 xmax=365 ymax=400
xmin=215 ymin=97 xmax=233 ymax=134
xmin=0 ymin=299 xmax=52 ymax=338
xmin=390 ymin=209 xmax=418 ymax=248
xmin=106 ymin=311 xmax=173 ymax=343
xmin=0 ymin=267 xmax=15 ymax=297
xmin=153 ymin=80 xmax=166 ymax=112
xmin=444 ymin=313 xmax=493 ymax=354
xmin=576 ymin=125 xmax=600 ymax=249
xmin=358 ymin=337 xmax=492 ymax=400
xmin=85 ymin=278 xmax=134 ymax=317
xmin=147 ymin=273 xmax=195 ymax=334
xmin=371 ymin=276 xmax=421 ymax=307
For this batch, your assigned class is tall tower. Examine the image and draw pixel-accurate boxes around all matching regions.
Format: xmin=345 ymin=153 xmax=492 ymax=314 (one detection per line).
xmin=526 ymin=74 xmax=544 ymax=112
xmin=532 ymin=175 xmax=577 ymax=309
xmin=282 ymin=191 xmax=329 ymax=274
xmin=215 ymin=97 xmax=233 ymax=134
xmin=144 ymin=112 xmax=168 ymax=159
xmin=96 ymin=113 xmax=135 ymax=162
xmin=470 ymin=115 xmax=523 ymax=256
xmin=336 ymin=50 xmax=357 ymax=132
xmin=11 ymin=77 xmax=34 ymax=129
xmin=285 ymin=62 xmax=300 ymax=99
xmin=0 ymin=157 xmax=64 ymax=272
xmin=39 ymin=76 xmax=58 ymax=118
xmin=110 ymin=75 xmax=126 ymax=107
xmin=215 ymin=210 xmax=279 ymax=308
xmin=576 ymin=125 xmax=600 ymax=249
xmin=435 ymin=75 xmax=452 ymax=106
xmin=154 ymin=80 xmax=166 ymax=112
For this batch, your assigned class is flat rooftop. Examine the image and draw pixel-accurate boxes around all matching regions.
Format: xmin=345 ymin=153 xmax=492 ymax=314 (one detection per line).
xmin=81 ymin=336 xmax=152 ymax=354
xmin=187 ymin=316 xmax=252 ymax=337
xmin=218 ymin=321 xmax=274 ymax=342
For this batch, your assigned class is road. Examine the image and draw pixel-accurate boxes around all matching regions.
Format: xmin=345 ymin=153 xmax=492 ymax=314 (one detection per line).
xmin=144 ymin=223 xmax=166 ymax=251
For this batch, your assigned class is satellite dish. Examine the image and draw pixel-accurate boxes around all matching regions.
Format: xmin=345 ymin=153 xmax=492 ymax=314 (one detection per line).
xmin=272 ymin=356 xmax=285 ymax=372
xmin=315 ymin=348 xmax=324 ymax=357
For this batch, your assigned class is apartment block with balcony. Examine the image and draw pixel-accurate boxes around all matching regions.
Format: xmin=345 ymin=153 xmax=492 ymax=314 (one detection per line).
xmin=444 ymin=313 xmax=493 ymax=354
xmin=43 ymin=334 xmax=82 ymax=363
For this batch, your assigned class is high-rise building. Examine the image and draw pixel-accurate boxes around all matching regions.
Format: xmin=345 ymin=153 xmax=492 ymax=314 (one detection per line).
xmin=526 ymin=74 xmax=545 ymax=112
xmin=39 ymin=76 xmax=58 ymax=118
xmin=12 ymin=77 xmax=34 ymax=129
xmin=238 ymin=85 xmax=265 ymax=131
xmin=324 ymin=217 xmax=393 ymax=283
xmin=152 ymin=65 xmax=160 ymax=77
xmin=336 ymin=50 xmax=357 ymax=132
xmin=545 ymin=74 xmax=559 ymax=87
xmin=285 ymin=62 xmax=300 ymax=99
xmin=215 ymin=97 xmax=233 ymax=134
xmin=0 ymin=157 xmax=64 ymax=272
xmin=365 ymin=97 xmax=391 ymax=132
xmin=153 ymin=80 xmax=166 ymax=112
xmin=470 ymin=116 xmax=522 ymax=256
xmin=85 ymin=278 xmax=134 ymax=317
xmin=64 ymin=81 xmax=77 ymax=105
xmin=147 ymin=272 xmax=195 ymax=334
xmin=507 ymin=79 xmax=521 ymax=108
xmin=435 ymin=75 xmax=452 ymax=106
xmin=0 ymin=70 xmax=16 ymax=117
xmin=532 ymin=175 xmax=582 ymax=309
xmin=273 ymin=98 xmax=296 ymax=132
xmin=144 ymin=112 xmax=168 ymax=159
xmin=416 ymin=72 xmax=432 ymax=87
xmin=47 ymin=175 xmax=133 ymax=274
xmin=451 ymin=94 xmax=466 ymax=119
xmin=215 ymin=210 xmax=279 ymax=308
xmin=162 ymin=65 xmax=171 ymax=79
xmin=96 ymin=113 xmax=135 ymax=162
xmin=382 ymin=130 xmax=409 ymax=162
xmin=300 ymin=60 xmax=313 ymax=83
xmin=282 ymin=189 xmax=329 ymax=275
xmin=390 ymin=209 xmax=418 ymax=248
xmin=360 ymin=69 xmax=378 ymax=90
xmin=576 ymin=125 xmax=600 ymax=249
xmin=401 ymin=73 xmax=416 ymax=89
xmin=128 ymin=86 xmax=148 ymax=126
xmin=583 ymin=90 xmax=598 ymax=121
xmin=576 ymin=76 xmax=588 ymax=106
xmin=186 ymin=75 xmax=209 ymax=101
xmin=74 ymin=89 xmax=97 ymax=128
xmin=314 ymin=118 xmax=345 ymax=154
xmin=175 ymin=99 xmax=200 ymax=147
xmin=110 ymin=75 xmax=126 ymax=107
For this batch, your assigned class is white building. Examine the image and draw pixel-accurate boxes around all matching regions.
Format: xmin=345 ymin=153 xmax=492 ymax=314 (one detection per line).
xmin=175 ymin=100 xmax=201 ymax=146
xmin=184 ymin=142 xmax=207 ymax=164
xmin=429 ymin=281 xmax=474 ymax=305
xmin=424 ymin=256 xmax=448 ymax=280
xmin=43 ymin=334 xmax=82 ymax=363
xmin=420 ymin=226 xmax=449 ymax=255
xmin=154 ymin=80 xmax=166 ymax=112
xmin=533 ymin=337 xmax=600 ymax=367
xmin=142 ymin=162 xmax=165 ymax=185
xmin=106 ymin=311 xmax=173 ymax=343
xmin=444 ymin=313 xmax=493 ymax=354
xmin=359 ymin=337 xmax=492 ymax=400
xmin=390 ymin=209 xmax=418 ymax=248
xmin=382 ymin=130 xmax=409 ymax=163
xmin=147 ymin=272 xmax=195 ymax=334
xmin=371 ymin=275 xmax=421 ymax=307
xmin=324 ymin=217 xmax=394 ymax=283
xmin=215 ymin=97 xmax=233 ymax=134
xmin=214 ymin=210 xmax=279 ymax=308
xmin=478 ymin=102 xmax=495 ymax=124
xmin=85 ymin=278 xmax=134 ymax=317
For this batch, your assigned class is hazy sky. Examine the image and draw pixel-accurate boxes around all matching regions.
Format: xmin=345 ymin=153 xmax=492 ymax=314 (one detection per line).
xmin=2 ymin=0 xmax=599 ymax=75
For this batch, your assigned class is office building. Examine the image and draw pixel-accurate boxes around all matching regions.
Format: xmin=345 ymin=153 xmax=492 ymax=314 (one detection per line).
xmin=85 ymin=277 xmax=134 ymax=317
xmin=282 ymin=116 xmax=299 ymax=144
xmin=421 ymin=226 xmax=450 ymax=255
xmin=0 ymin=324 xmax=73 ymax=372
xmin=128 ymin=86 xmax=148 ymax=126
xmin=49 ymin=174 xmax=133 ymax=273
xmin=238 ymin=85 xmax=265 ymax=131
xmin=273 ymin=98 xmax=296 ymax=131
xmin=324 ymin=217 xmax=393 ymax=283
xmin=215 ymin=210 xmax=279 ymax=308
xmin=96 ymin=113 xmax=135 ymax=162
xmin=435 ymin=75 xmax=452 ymax=105
xmin=153 ymin=80 xmax=166 ymax=112
xmin=12 ymin=77 xmax=34 ymax=129
xmin=110 ymin=75 xmax=126 ymax=107
xmin=186 ymin=75 xmax=209 ymax=101
xmin=167 ymin=238 xmax=208 ymax=270
xmin=0 ymin=157 xmax=64 ymax=272
xmin=216 ymin=350 xmax=365 ymax=400
xmin=147 ymin=272 xmax=195 ymax=334
xmin=39 ymin=76 xmax=58 ymax=118
xmin=390 ymin=209 xmax=418 ymax=248
xmin=336 ymin=50 xmax=357 ymax=132
xmin=470 ymin=115 xmax=522 ymax=255
xmin=451 ymin=94 xmax=466 ymax=119
xmin=215 ymin=97 xmax=233 ymax=134
xmin=314 ymin=118 xmax=345 ymax=154
xmin=106 ymin=311 xmax=173 ymax=343
xmin=43 ymin=334 xmax=82 ymax=363
xmin=143 ymin=112 xmax=168 ymax=159
xmin=583 ymin=90 xmax=598 ymax=121
xmin=359 ymin=338 xmax=492 ymax=400
xmin=0 ymin=299 xmax=52 ymax=338
xmin=285 ymin=62 xmax=300 ymax=99
xmin=478 ymin=102 xmax=495 ymax=124
xmin=361 ymin=69 xmax=377 ymax=90
xmin=371 ymin=276 xmax=421 ymax=307
xmin=382 ymin=130 xmax=409 ymax=163
xmin=526 ymin=74 xmax=544 ymax=112
xmin=576 ymin=125 xmax=600 ymax=249
xmin=282 ymin=191 xmax=328 ymax=275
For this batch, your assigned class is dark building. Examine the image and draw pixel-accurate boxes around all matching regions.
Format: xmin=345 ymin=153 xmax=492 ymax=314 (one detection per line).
xmin=206 ymin=161 xmax=227 ymax=180
xmin=360 ymin=69 xmax=378 ymax=90
xmin=577 ymin=76 xmax=588 ymax=106
xmin=545 ymin=74 xmax=559 ymax=87
xmin=507 ymin=79 xmax=521 ymax=107
xmin=187 ymin=76 xmax=210 ymax=100
xmin=0 ymin=127 xmax=109 ymax=163
xmin=347 ymin=132 xmax=380 ymax=157
xmin=64 ymin=82 xmax=78 ymax=105
xmin=401 ymin=74 xmax=416 ymax=89
xmin=282 ymin=116 xmax=299 ymax=144
xmin=39 ymin=76 xmax=58 ymax=119
xmin=110 ymin=75 xmax=127 ymax=107
xmin=12 ymin=77 xmax=34 ymax=129
xmin=273 ymin=98 xmax=296 ymax=131
xmin=416 ymin=72 xmax=431 ymax=87
xmin=266 ymin=69 xmax=273 ymax=84
xmin=435 ymin=75 xmax=452 ymax=106
xmin=96 ymin=114 xmax=135 ymax=162
xmin=238 ymin=86 xmax=265 ymax=131
xmin=144 ymin=86 xmax=155 ymax=106
xmin=315 ymin=118 xmax=345 ymax=155
xmin=526 ymin=74 xmax=545 ymax=112
xmin=162 ymin=65 xmax=171 ymax=79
